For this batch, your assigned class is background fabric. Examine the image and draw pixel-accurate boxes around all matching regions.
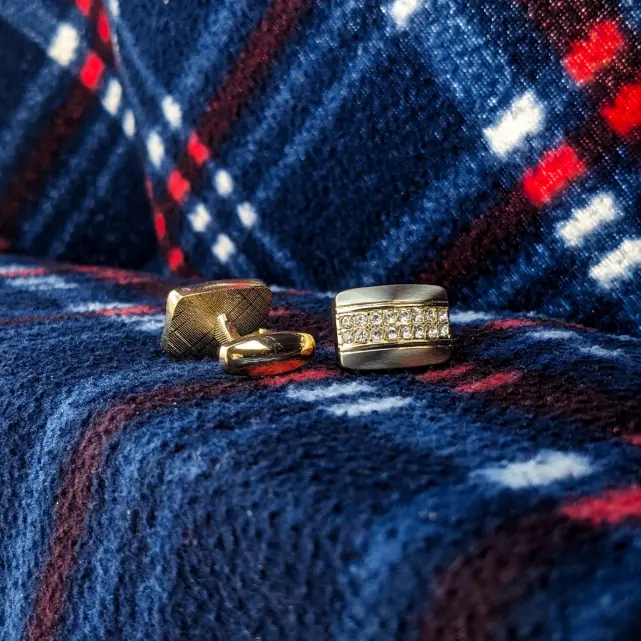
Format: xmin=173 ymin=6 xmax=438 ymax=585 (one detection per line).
xmin=1 ymin=253 xmax=641 ymax=641
xmin=1 ymin=0 xmax=641 ymax=334
xmin=2 ymin=1 xmax=641 ymax=640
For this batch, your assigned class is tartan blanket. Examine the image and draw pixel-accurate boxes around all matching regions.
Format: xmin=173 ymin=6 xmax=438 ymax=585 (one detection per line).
xmin=1 ymin=253 xmax=640 ymax=640
xmin=2 ymin=0 xmax=641 ymax=638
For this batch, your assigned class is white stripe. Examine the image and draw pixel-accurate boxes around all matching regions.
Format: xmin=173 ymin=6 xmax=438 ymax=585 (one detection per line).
xmin=579 ymin=345 xmax=622 ymax=359
xmin=122 ymin=110 xmax=136 ymax=138
xmin=108 ymin=0 xmax=120 ymax=17
xmin=483 ymin=92 xmax=544 ymax=158
xmin=47 ymin=23 xmax=79 ymax=67
xmin=389 ymin=0 xmax=420 ymax=26
xmin=450 ymin=311 xmax=493 ymax=323
xmin=590 ymin=238 xmax=641 ymax=286
xmin=147 ymin=131 xmax=164 ymax=168
xmin=102 ymin=79 xmax=123 ymax=116
xmin=557 ymin=193 xmax=617 ymax=247
xmin=0 ymin=264 xmax=30 ymax=275
xmin=6 ymin=275 xmax=77 ymax=290
xmin=188 ymin=203 xmax=212 ymax=233
xmin=66 ymin=302 xmax=133 ymax=313
xmin=212 ymin=234 xmax=236 ymax=263
xmin=162 ymin=95 xmax=182 ymax=128
xmin=215 ymin=170 xmax=234 ymax=197
xmin=528 ymin=329 xmax=577 ymax=340
xmin=237 ymin=202 xmax=258 ymax=229
xmin=287 ymin=381 xmax=375 ymax=402
xmin=327 ymin=396 xmax=411 ymax=417
xmin=473 ymin=451 xmax=592 ymax=489
xmin=116 ymin=314 xmax=165 ymax=332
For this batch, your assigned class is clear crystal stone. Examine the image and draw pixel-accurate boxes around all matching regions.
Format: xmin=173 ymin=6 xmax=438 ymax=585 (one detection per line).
xmin=371 ymin=311 xmax=383 ymax=325
xmin=355 ymin=329 xmax=369 ymax=343
xmin=428 ymin=326 xmax=438 ymax=339
xmin=340 ymin=315 xmax=354 ymax=329
xmin=400 ymin=326 xmax=411 ymax=339
xmin=414 ymin=326 xmax=426 ymax=339
xmin=412 ymin=308 xmax=423 ymax=323
xmin=439 ymin=324 xmax=449 ymax=338
xmin=384 ymin=310 xmax=396 ymax=324
xmin=438 ymin=309 xmax=448 ymax=322
xmin=425 ymin=309 xmax=437 ymax=323
xmin=343 ymin=330 xmax=355 ymax=344
xmin=355 ymin=313 xmax=368 ymax=327
xmin=398 ymin=309 xmax=410 ymax=324
xmin=386 ymin=327 xmax=398 ymax=340
xmin=371 ymin=328 xmax=383 ymax=342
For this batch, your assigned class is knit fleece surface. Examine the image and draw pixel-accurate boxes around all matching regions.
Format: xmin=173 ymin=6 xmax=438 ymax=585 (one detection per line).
xmin=1 ymin=254 xmax=640 ymax=641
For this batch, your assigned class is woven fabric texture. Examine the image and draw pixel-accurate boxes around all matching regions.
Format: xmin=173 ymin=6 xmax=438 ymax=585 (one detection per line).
xmin=2 ymin=0 xmax=641 ymax=639
xmin=1 ymin=254 xmax=641 ymax=640
xmin=1 ymin=0 xmax=641 ymax=333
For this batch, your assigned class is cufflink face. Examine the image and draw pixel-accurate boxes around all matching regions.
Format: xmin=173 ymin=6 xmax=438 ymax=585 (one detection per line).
xmin=332 ymin=284 xmax=452 ymax=370
xmin=161 ymin=279 xmax=272 ymax=359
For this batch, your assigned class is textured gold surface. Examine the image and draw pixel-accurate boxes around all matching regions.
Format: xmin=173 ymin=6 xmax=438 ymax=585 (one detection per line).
xmin=161 ymin=280 xmax=271 ymax=359
xmin=332 ymin=284 xmax=452 ymax=370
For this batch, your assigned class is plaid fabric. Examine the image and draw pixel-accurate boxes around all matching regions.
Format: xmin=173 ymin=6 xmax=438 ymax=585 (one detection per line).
xmin=1 ymin=0 xmax=641 ymax=334
xmin=1 ymin=253 xmax=641 ymax=641
xmin=2 ymin=1 xmax=641 ymax=639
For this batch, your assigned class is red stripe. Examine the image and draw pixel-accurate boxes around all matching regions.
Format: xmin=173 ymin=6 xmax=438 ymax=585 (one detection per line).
xmin=415 ymin=363 xmax=475 ymax=382
xmin=454 ymin=370 xmax=522 ymax=394
xmin=522 ymin=143 xmax=586 ymax=206
xmin=154 ymin=0 xmax=315 ymax=274
xmin=26 ymin=367 xmax=337 ymax=641
xmin=563 ymin=486 xmax=641 ymax=525
xmin=601 ymin=79 xmax=641 ymax=135
xmin=563 ymin=20 xmax=625 ymax=85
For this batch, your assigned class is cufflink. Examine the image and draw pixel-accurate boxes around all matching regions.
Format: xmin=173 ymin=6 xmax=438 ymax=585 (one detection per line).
xmin=161 ymin=279 xmax=316 ymax=376
xmin=332 ymin=284 xmax=452 ymax=370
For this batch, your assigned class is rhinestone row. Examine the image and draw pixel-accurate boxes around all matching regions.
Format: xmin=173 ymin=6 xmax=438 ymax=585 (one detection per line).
xmin=337 ymin=306 xmax=450 ymax=347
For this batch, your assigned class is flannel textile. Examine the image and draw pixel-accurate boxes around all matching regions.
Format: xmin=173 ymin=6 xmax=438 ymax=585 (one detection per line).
xmin=1 ymin=254 xmax=641 ymax=640
xmin=2 ymin=0 xmax=641 ymax=639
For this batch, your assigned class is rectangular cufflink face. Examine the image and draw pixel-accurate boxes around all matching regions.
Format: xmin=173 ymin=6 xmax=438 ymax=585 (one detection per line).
xmin=332 ymin=285 xmax=452 ymax=370
xmin=161 ymin=279 xmax=271 ymax=359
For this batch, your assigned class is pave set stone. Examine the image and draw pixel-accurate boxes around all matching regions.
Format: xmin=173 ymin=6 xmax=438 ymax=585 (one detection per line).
xmin=338 ymin=306 xmax=450 ymax=347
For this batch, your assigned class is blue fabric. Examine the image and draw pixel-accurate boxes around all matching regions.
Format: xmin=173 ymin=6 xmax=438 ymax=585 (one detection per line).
xmin=2 ymin=0 xmax=641 ymax=639
xmin=1 ymin=254 xmax=641 ymax=640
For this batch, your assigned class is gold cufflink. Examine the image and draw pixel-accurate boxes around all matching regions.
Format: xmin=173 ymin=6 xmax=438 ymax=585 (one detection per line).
xmin=332 ymin=284 xmax=452 ymax=370
xmin=161 ymin=279 xmax=316 ymax=376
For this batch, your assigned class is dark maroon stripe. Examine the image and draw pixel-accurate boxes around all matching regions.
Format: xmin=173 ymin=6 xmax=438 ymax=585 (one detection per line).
xmin=518 ymin=0 xmax=614 ymax=50
xmin=156 ymin=0 xmax=315 ymax=272
xmin=26 ymin=367 xmax=336 ymax=641
xmin=0 ymin=83 xmax=95 ymax=238
xmin=420 ymin=513 xmax=603 ymax=641
xmin=194 ymin=0 xmax=313 ymax=153
xmin=0 ymin=0 xmax=108 ymax=242
xmin=419 ymin=190 xmax=535 ymax=290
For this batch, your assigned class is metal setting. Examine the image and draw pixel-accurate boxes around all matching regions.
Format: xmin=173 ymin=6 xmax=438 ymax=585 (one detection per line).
xmin=332 ymin=284 xmax=452 ymax=370
xmin=161 ymin=279 xmax=315 ymax=377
